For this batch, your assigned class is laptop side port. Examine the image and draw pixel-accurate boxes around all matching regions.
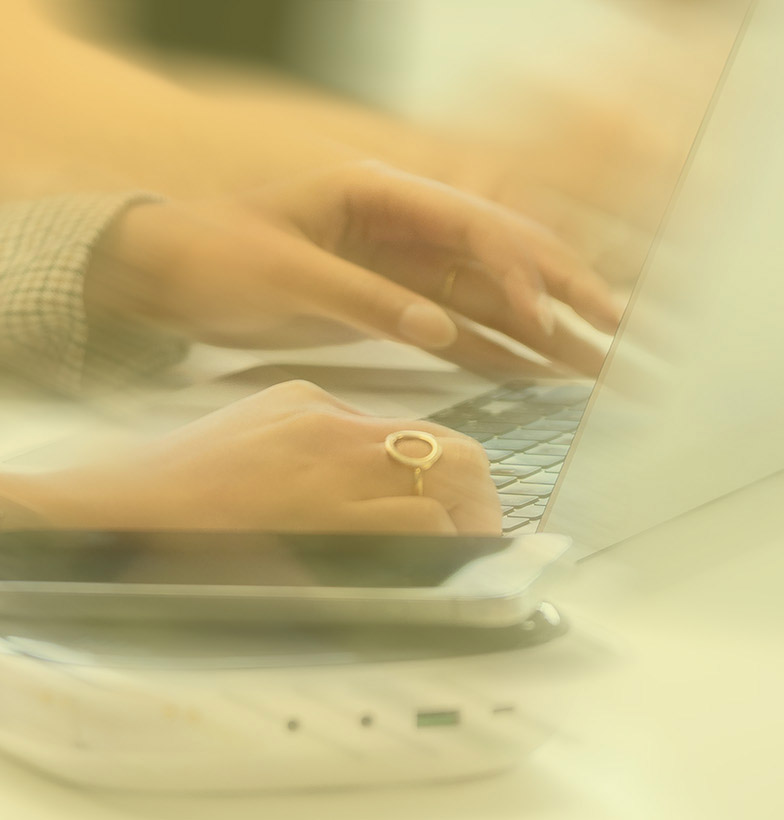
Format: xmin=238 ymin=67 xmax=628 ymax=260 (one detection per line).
xmin=416 ymin=709 xmax=460 ymax=728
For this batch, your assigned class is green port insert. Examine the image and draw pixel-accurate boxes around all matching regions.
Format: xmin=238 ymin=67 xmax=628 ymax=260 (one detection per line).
xmin=416 ymin=709 xmax=461 ymax=728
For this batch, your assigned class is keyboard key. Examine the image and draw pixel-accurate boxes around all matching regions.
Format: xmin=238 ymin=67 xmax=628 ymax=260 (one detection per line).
xmin=483 ymin=436 xmax=544 ymax=451
xmin=484 ymin=449 xmax=516 ymax=462
xmin=526 ymin=419 xmax=580 ymax=432
xmin=509 ymin=429 xmax=561 ymax=443
xmin=473 ymin=400 xmax=518 ymax=413
xmin=549 ymin=408 xmax=585 ymax=422
xmin=503 ymin=483 xmax=554 ymax=497
xmin=509 ymin=505 xmax=546 ymax=520
xmin=497 ymin=493 xmax=542 ymax=508
xmin=519 ymin=473 xmax=558 ymax=486
xmin=526 ymin=385 xmax=592 ymax=406
xmin=473 ymin=399 xmax=540 ymax=416
xmin=490 ymin=464 xmax=542 ymax=479
xmin=526 ymin=443 xmax=570 ymax=457
xmin=500 ymin=453 xmax=563 ymax=468
xmin=427 ymin=410 xmax=476 ymax=423
xmin=488 ymin=417 xmax=545 ymax=429
xmin=502 ymin=519 xmax=534 ymax=533
xmin=503 ymin=520 xmax=538 ymax=534
xmin=424 ymin=380 xmax=586 ymax=537
xmin=495 ymin=491 xmax=540 ymax=505
xmin=496 ymin=386 xmax=538 ymax=401
xmin=458 ymin=431 xmax=494 ymax=443
xmin=452 ymin=421 xmax=518 ymax=435
xmin=550 ymin=433 xmax=575 ymax=445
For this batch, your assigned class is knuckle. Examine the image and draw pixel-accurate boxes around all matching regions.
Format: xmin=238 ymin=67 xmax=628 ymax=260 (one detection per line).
xmin=293 ymin=409 xmax=334 ymax=431
xmin=417 ymin=496 xmax=447 ymax=518
xmin=347 ymin=157 xmax=390 ymax=177
xmin=268 ymin=379 xmax=338 ymax=407
xmin=422 ymin=421 xmax=457 ymax=439
xmin=288 ymin=408 xmax=358 ymax=438
xmin=340 ymin=158 xmax=395 ymax=195
xmin=410 ymin=498 xmax=453 ymax=532
xmin=283 ymin=379 xmax=330 ymax=399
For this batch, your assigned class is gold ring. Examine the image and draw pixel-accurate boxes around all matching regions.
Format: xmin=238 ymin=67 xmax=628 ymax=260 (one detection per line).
xmin=384 ymin=430 xmax=443 ymax=496
xmin=440 ymin=266 xmax=458 ymax=305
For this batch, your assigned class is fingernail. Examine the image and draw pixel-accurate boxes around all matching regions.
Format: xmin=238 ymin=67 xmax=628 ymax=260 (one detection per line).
xmin=399 ymin=303 xmax=458 ymax=349
xmin=537 ymin=292 xmax=556 ymax=336
xmin=593 ymin=313 xmax=621 ymax=335
xmin=611 ymin=294 xmax=627 ymax=324
xmin=588 ymin=295 xmax=626 ymax=333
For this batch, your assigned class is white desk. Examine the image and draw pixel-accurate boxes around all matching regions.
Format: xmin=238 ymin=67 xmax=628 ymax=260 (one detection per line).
xmin=1 ymin=344 xmax=782 ymax=819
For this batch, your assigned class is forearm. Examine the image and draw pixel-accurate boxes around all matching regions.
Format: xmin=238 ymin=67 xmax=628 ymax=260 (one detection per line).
xmin=0 ymin=3 xmax=360 ymax=198
xmin=0 ymin=466 xmax=113 ymax=530
xmin=2 ymin=2 xmax=455 ymax=200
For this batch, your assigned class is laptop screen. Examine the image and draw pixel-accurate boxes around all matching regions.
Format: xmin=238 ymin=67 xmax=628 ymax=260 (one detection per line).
xmin=545 ymin=0 xmax=784 ymax=556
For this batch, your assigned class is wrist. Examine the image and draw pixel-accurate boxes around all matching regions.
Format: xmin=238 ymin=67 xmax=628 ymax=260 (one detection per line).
xmin=84 ymin=200 xmax=175 ymax=328
xmin=0 ymin=467 xmax=136 ymax=531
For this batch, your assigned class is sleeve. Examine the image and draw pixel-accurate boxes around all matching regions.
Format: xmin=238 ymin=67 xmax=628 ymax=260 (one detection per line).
xmin=0 ymin=192 xmax=188 ymax=396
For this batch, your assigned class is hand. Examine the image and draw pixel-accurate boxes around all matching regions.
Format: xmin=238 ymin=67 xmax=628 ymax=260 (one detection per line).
xmin=88 ymin=161 xmax=621 ymax=377
xmin=10 ymin=381 xmax=501 ymax=534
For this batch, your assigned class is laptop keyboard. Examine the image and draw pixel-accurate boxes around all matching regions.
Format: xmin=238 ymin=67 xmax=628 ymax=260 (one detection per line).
xmin=426 ymin=382 xmax=592 ymax=534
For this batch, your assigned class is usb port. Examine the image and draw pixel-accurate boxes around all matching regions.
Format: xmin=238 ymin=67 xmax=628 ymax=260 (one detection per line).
xmin=492 ymin=705 xmax=516 ymax=715
xmin=416 ymin=709 xmax=460 ymax=728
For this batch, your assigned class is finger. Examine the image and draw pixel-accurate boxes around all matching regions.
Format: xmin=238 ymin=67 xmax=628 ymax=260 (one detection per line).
xmin=363 ymin=426 xmax=502 ymax=534
xmin=205 ymin=379 xmax=370 ymax=429
xmin=344 ymin=167 xmax=551 ymax=335
xmin=307 ymin=418 xmax=500 ymax=535
xmin=353 ymin=241 xmax=506 ymax=323
xmin=434 ymin=313 xmax=605 ymax=380
xmin=289 ymin=239 xmax=459 ymax=350
xmin=256 ymin=379 xmax=370 ymax=416
xmin=422 ymin=440 xmax=503 ymax=535
xmin=435 ymin=270 xmax=610 ymax=377
xmin=524 ymin=224 xmax=624 ymax=333
xmin=341 ymin=419 xmax=481 ymax=501
xmin=355 ymin=242 xmax=607 ymax=377
xmin=434 ymin=313 xmax=568 ymax=381
xmin=508 ymin=311 xmax=608 ymax=377
xmin=344 ymin=164 xmax=622 ymax=333
xmin=342 ymin=497 xmax=457 ymax=534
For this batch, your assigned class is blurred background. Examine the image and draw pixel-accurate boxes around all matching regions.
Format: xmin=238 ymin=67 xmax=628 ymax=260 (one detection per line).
xmin=52 ymin=0 xmax=743 ymax=116
xmin=45 ymin=0 xmax=749 ymax=284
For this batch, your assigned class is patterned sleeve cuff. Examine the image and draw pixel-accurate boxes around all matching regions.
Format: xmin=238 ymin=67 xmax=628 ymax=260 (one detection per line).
xmin=0 ymin=192 xmax=188 ymax=395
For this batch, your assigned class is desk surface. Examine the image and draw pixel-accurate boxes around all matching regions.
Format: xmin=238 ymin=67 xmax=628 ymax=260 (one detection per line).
xmin=1 ymin=344 xmax=782 ymax=819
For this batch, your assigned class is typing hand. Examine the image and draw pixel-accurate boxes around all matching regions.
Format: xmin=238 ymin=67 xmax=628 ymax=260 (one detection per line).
xmin=88 ymin=161 xmax=621 ymax=376
xmin=11 ymin=381 xmax=501 ymax=534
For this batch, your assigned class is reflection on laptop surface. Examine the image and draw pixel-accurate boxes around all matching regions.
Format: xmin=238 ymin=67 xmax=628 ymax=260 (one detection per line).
xmin=426 ymin=0 xmax=784 ymax=558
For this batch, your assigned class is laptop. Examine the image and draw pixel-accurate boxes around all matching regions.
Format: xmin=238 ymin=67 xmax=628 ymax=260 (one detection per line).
xmin=4 ymin=1 xmax=781 ymax=562
xmin=134 ymin=0 xmax=781 ymax=560
xmin=418 ymin=0 xmax=784 ymax=558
